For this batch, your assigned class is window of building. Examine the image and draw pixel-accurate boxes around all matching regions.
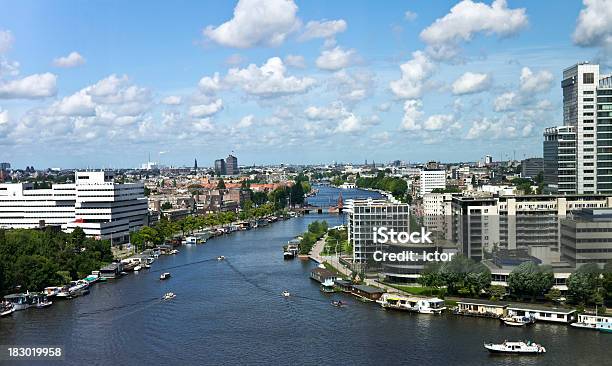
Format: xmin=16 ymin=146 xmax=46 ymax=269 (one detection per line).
xmin=583 ymin=73 xmax=594 ymax=84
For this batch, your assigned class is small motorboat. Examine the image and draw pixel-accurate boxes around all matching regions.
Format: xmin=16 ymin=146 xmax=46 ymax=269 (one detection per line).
xmin=170 ymin=250 xmax=179 ymax=255
xmin=283 ymin=251 xmax=294 ymax=260
xmin=0 ymin=302 xmax=14 ymax=317
xmin=282 ymin=290 xmax=290 ymax=297
xmin=331 ymin=300 xmax=346 ymax=308
xmin=162 ymin=292 xmax=176 ymax=300
xmin=36 ymin=300 xmax=53 ymax=308
xmin=484 ymin=341 xmax=546 ymax=354
xmin=217 ymin=256 xmax=225 ymax=261
xmin=501 ymin=315 xmax=536 ymax=326
xmin=160 ymin=272 xmax=171 ymax=280
xmin=134 ymin=265 xmax=142 ymax=272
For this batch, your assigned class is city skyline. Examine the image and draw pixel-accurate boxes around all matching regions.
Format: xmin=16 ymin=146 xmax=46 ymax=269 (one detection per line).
xmin=1 ymin=0 xmax=612 ymax=167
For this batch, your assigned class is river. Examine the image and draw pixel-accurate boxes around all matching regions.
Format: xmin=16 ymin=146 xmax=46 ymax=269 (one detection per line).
xmin=0 ymin=186 xmax=609 ymax=366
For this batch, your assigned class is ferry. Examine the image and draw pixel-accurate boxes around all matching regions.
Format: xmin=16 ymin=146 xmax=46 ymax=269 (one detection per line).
xmin=484 ymin=341 xmax=546 ymax=354
xmin=501 ymin=315 xmax=536 ymax=326
xmin=571 ymin=313 xmax=612 ymax=332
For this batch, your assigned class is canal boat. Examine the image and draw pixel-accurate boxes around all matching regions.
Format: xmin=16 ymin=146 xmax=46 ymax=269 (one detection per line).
xmin=320 ymin=279 xmax=335 ymax=293
xmin=417 ymin=298 xmax=447 ymax=314
xmin=377 ymin=293 xmax=419 ymax=312
xmin=484 ymin=341 xmax=546 ymax=354
xmin=1 ymin=302 xmax=14 ymax=317
xmin=162 ymin=292 xmax=176 ymax=300
xmin=501 ymin=315 xmax=536 ymax=326
xmin=3 ymin=293 xmax=35 ymax=311
xmin=571 ymin=313 xmax=612 ymax=331
xmin=283 ymin=251 xmax=294 ymax=260
xmin=160 ymin=272 xmax=171 ymax=280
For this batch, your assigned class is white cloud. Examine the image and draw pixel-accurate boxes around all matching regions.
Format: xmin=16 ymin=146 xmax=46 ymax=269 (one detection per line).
xmin=0 ymin=30 xmax=13 ymax=54
xmin=424 ymin=114 xmax=455 ymax=131
xmin=198 ymin=72 xmax=223 ymax=94
xmin=390 ymin=51 xmax=434 ymax=99
xmin=404 ymin=11 xmax=417 ymax=21
xmin=452 ymin=72 xmax=491 ymax=95
xmin=493 ymin=92 xmax=518 ymax=112
xmin=236 ymin=114 xmax=254 ymax=128
xmin=50 ymin=91 xmax=95 ymax=116
xmin=400 ymin=99 xmax=423 ymax=131
xmin=226 ymin=57 xmax=315 ymax=97
xmin=189 ymin=99 xmax=224 ymax=117
xmin=284 ymin=54 xmax=306 ymax=68
xmin=329 ymin=69 xmax=374 ymax=102
xmin=299 ymin=19 xmax=347 ymax=41
xmin=315 ymin=46 xmax=356 ymax=71
xmin=0 ymin=59 xmax=19 ymax=77
xmin=335 ymin=113 xmax=362 ymax=133
xmin=519 ymin=67 xmax=554 ymax=93
xmin=53 ymin=51 xmax=86 ymax=68
xmin=0 ymin=73 xmax=57 ymax=99
xmin=192 ymin=118 xmax=215 ymax=132
xmin=203 ymin=0 xmax=300 ymax=48
xmin=420 ymin=0 xmax=528 ymax=60
xmin=465 ymin=117 xmax=517 ymax=140
xmin=0 ymin=107 xmax=8 ymax=125
xmin=304 ymin=101 xmax=347 ymax=120
xmin=573 ymin=0 xmax=612 ymax=59
xmin=161 ymin=95 xmax=182 ymax=105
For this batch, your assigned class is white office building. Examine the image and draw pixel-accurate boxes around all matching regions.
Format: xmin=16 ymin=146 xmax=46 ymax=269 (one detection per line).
xmin=419 ymin=169 xmax=446 ymax=197
xmin=0 ymin=171 xmax=147 ymax=244
xmin=345 ymin=198 xmax=410 ymax=264
xmin=422 ymin=192 xmax=454 ymax=239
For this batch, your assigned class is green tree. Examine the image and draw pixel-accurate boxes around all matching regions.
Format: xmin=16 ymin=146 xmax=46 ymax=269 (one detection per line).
xmin=507 ymin=262 xmax=554 ymax=300
xmin=489 ymin=285 xmax=506 ymax=301
xmin=567 ymin=263 xmax=602 ymax=305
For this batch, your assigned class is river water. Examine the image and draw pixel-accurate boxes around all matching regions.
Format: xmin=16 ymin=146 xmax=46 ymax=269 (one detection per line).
xmin=0 ymin=186 xmax=610 ymax=366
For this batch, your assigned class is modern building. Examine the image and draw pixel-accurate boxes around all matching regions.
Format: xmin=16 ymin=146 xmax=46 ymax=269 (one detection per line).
xmin=521 ymin=158 xmax=544 ymax=178
xmin=560 ymin=208 xmax=612 ymax=269
xmin=345 ymin=198 xmax=410 ymax=265
xmin=419 ymin=169 xmax=446 ymax=197
xmin=484 ymin=155 xmax=493 ymax=165
xmin=0 ymin=171 xmax=147 ymax=244
xmin=544 ymin=62 xmax=612 ymax=194
xmin=225 ymin=154 xmax=238 ymax=176
xmin=214 ymin=159 xmax=226 ymax=175
xmin=451 ymin=194 xmax=612 ymax=262
xmin=422 ymin=192 xmax=455 ymax=239
xmin=0 ymin=162 xmax=10 ymax=171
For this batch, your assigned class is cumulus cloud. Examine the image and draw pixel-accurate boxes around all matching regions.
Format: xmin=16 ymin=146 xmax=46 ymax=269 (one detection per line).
xmin=161 ymin=95 xmax=182 ymax=105
xmin=423 ymin=114 xmax=456 ymax=131
xmin=400 ymin=99 xmax=423 ymax=131
xmin=284 ymin=54 xmax=306 ymax=68
xmin=299 ymin=19 xmax=347 ymax=41
xmin=452 ymin=72 xmax=491 ymax=95
xmin=236 ymin=114 xmax=254 ymax=128
xmin=53 ymin=51 xmax=86 ymax=68
xmin=203 ymin=0 xmax=300 ymax=48
xmin=226 ymin=57 xmax=315 ymax=97
xmin=304 ymin=101 xmax=347 ymax=120
xmin=198 ymin=72 xmax=223 ymax=95
xmin=49 ymin=91 xmax=96 ymax=116
xmin=465 ymin=117 xmax=517 ymax=139
xmin=390 ymin=51 xmax=434 ymax=99
xmin=0 ymin=73 xmax=57 ymax=99
xmin=0 ymin=107 xmax=8 ymax=125
xmin=189 ymin=99 xmax=224 ymax=117
xmin=573 ymin=0 xmax=612 ymax=61
xmin=0 ymin=30 xmax=13 ymax=54
xmin=335 ymin=113 xmax=362 ymax=133
xmin=328 ymin=69 xmax=374 ymax=102
xmin=420 ymin=0 xmax=528 ymax=60
xmin=0 ymin=59 xmax=19 ymax=77
xmin=493 ymin=91 xmax=519 ymax=112
xmin=519 ymin=67 xmax=554 ymax=93
xmin=315 ymin=46 xmax=356 ymax=71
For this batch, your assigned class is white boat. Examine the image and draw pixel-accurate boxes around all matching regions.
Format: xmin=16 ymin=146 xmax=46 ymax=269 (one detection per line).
xmin=484 ymin=341 xmax=546 ymax=354
xmin=417 ymin=298 xmax=447 ymax=314
xmin=3 ymin=293 xmax=34 ymax=311
xmin=1 ymin=302 xmax=14 ymax=317
xmin=143 ymin=264 xmax=151 ymax=269
xmin=571 ymin=313 xmax=612 ymax=331
xmin=170 ymin=249 xmax=179 ymax=255
xmin=377 ymin=293 xmax=419 ymax=312
xmin=162 ymin=292 xmax=176 ymax=300
xmin=217 ymin=256 xmax=225 ymax=261
xmin=501 ymin=315 xmax=536 ymax=326
xmin=43 ymin=286 xmax=61 ymax=297
xmin=160 ymin=272 xmax=171 ymax=280
xmin=283 ymin=251 xmax=294 ymax=260
xmin=282 ymin=290 xmax=290 ymax=297
xmin=134 ymin=265 xmax=142 ymax=272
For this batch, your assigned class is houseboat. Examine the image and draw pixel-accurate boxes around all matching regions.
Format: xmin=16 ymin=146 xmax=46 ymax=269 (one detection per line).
xmin=501 ymin=315 xmax=536 ymax=326
xmin=377 ymin=293 xmax=419 ymax=312
xmin=310 ymin=268 xmax=338 ymax=284
xmin=350 ymin=285 xmax=384 ymax=302
xmin=32 ymin=293 xmax=52 ymax=308
xmin=3 ymin=293 xmax=35 ymax=311
xmin=320 ymin=279 xmax=335 ymax=293
xmin=506 ymin=305 xmax=576 ymax=324
xmin=183 ymin=236 xmax=198 ymax=245
xmin=99 ymin=262 xmax=124 ymax=280
xmin=283 ymin=250 xmax=295 ymax=260
xmin=571 ymin=313 xmax=612 ymax=331
xmin=454 ymin=300 xmax=507 ymax=318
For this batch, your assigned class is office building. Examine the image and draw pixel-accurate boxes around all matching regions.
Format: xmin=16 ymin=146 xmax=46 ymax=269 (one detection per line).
xmin=345 ymin=198 xmax=410 ymax=264
xmin=214 ymin=159 xmax=226 ymax=175
xmin=521 ymin=158 xmax=544 ymax=178
xmin=560 ymin=208 xmax=612 ymax=269
xmin=451 ymin=194 xmax=612 ymax=262
xmin=0 ymin=162 xmax=10 ymax=171
xmin=484 ymin=155 xmax=493 ymax=165
xmin=544 ymin=62 xmax=612 ymax=194
xmin=0 ymin=171 xmax=147 ymax=244
xmin=422 ymin=192 xmax=454 ymax=239
xmin=419 ymin=169 xmax=446 ymax=197
xmin=225 ymin=154 xmax=238 ymax=176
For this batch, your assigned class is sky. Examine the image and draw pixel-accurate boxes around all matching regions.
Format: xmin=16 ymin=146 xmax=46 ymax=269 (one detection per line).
xmin=0 ymin=0 xmax=612 ymax=169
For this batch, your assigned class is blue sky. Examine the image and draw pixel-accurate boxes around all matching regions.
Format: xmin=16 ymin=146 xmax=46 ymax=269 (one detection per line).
xmin=0 ymin=0 xmax=610 ymax=168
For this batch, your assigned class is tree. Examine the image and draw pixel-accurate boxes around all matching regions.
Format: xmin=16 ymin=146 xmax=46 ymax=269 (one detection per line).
xmin=419 ymin=262 xmax=445 ymax=292
xmin=507 ymin=262 xmax=554 ymax=300
xmin=545 ymin=288 xmax=563 ymax=303
xmin=567 ymin=263 xmax=602 ymax=305
xmin=489 ymin=285 xmax=506 ymax=301
xmin=69 ymin=227 xmax=86 ymax=247
xmin=216 ymin=179 xmax=226 ymax=189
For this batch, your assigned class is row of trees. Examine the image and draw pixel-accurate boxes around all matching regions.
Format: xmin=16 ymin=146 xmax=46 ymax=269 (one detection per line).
xmin=419 ymin=255 xmax=492 ymax=297
xmin=322 ymin=227 xmax=350 ymax=255
xmin=0 ymin=227 xmax=113 ymax=294
xmin=566 ymin=263 xmax=612 ymax=307
xmin=355 ymin=172 xmax=408 ymax=202
xmin=298 ymin=221 xmax=329 ymax=255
